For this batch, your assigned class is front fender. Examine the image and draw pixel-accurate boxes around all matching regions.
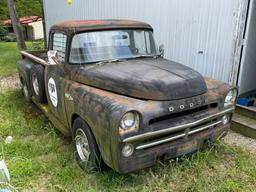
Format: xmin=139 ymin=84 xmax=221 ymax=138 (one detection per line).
xmin=64 ymin=80 xmax=141 ymax=170
xmin=204 ymin=77 xmax=235 ymax=104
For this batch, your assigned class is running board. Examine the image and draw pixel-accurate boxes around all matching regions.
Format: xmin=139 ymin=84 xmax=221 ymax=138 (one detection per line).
xmin=32 ymin=97 xmax=70 ymax=136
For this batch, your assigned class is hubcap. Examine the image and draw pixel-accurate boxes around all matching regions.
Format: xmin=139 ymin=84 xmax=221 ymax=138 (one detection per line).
xmin=75 ymin=128 xmax=90 ymax=161
xmin=32 ymin=74 xmax=39 ymax=96
xmin=23 ymin=84 xmax=29 ymax=97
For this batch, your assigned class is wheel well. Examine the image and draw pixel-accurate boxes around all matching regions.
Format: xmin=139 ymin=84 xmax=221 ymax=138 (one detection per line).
xmin=71 ymin=114 xmax=97 ymax=142
xmin=20 ymin=76 xmax=23 ymax=82
xmin=71 ymin=113 xmax=108 ymax=168
xmin=71 ymin=113 xmax=79 ymax=127
xmin=71 ymin=113 xmax=99 ymax=147
xmin=71 ymin=114 xmax=96 ymax=141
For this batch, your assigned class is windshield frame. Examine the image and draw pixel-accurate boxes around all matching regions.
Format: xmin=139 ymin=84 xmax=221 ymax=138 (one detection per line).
xmin=67 ymin=28 xmax=159 ymax=65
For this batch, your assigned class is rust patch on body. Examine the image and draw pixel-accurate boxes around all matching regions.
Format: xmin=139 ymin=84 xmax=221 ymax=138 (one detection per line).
xmin=52 ymin=19 xmax=153 ymax=34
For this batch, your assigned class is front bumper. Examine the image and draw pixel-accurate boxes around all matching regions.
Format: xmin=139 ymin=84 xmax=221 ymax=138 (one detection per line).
xmin=118 ymin=123 xmax=229 ymax=174
xmin=117 ymin=107 xmax=234 ymax=174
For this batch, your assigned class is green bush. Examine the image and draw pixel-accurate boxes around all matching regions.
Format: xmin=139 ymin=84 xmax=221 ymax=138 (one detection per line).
xmin=31 ymin=39 xmax=45 ymax=50
xmin=1 ymin=34 xmax=17 ymax=42
xmin=0 ymin=27 xmax=8 ymax=36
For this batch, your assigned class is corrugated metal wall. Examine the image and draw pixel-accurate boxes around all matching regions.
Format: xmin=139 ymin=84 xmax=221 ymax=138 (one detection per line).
xmin=43 ymin=0 xmax=243 ymax=83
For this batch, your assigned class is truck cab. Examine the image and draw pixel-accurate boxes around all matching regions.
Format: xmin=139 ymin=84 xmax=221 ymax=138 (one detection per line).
xmin=17 ymin=20 xmax=237 ymax=173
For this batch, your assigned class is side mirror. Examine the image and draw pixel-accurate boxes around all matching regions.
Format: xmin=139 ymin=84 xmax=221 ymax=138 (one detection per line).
xmin=47 ymin=50 xmax=59 ymax=65
xmin=159 ymin=44 xmax=164 ymax=57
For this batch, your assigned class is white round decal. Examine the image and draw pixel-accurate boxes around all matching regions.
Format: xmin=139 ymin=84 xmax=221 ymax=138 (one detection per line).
xmin=48 ymin=77 xmax=58 ymax=107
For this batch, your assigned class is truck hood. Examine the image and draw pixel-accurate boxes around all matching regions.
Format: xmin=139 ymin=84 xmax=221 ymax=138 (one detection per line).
xmin=72 ymin=58 xmax=207 ymax=100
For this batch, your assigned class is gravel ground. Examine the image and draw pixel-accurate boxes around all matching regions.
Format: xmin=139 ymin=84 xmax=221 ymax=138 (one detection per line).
xmin=224 ymin=130 xmax=256 ymax=152
xmin=0 ymin=74 xmax=256 ymax=153
xmin=0 ymin=73 xmax=20 ymax=93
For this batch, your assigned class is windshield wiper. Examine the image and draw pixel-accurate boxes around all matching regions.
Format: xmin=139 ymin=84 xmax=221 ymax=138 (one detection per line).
xmin=95 ymin=58 xmax=126 ymax=66
xmin=94 ymin=55 xmax=160 ymax=66
xmin=129 ymin=54 xmax=160 ymax=60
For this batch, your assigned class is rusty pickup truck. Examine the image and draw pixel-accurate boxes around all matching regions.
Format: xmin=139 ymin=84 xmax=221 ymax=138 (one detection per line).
xmin=17 ymin=20 xmax=237 ymax=174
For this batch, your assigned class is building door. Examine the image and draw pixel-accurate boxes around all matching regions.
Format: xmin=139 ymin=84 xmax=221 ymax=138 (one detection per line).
xmin=238 ymin=0 xmax=256 ymax=95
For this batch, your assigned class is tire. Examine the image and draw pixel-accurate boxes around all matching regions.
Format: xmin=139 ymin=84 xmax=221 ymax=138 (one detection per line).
xmin=21 ymin=79 xmax=32 ymax=103
xmin=30 ymin=65 xmax=47 ymax=103
xmin=72 ymin=117 xmax=107 ymax=172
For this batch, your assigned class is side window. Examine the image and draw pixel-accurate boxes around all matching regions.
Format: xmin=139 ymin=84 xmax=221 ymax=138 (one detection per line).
xmin=133 ymin=31 xmax=145 ymax=54
xmin=52 ymin=33 xmax=67 ymax=63
xmin=145 ymin=32 xmax=151 ymax=53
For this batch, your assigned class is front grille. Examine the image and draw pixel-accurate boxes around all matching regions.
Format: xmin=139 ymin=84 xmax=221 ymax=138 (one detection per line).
xmin=136 ymin=119 xmax=222 ymax=150
xmin=149 ymin=103 xmax=218 ymax=126
xmin=122 ymin=107 xmax=235 ymax=149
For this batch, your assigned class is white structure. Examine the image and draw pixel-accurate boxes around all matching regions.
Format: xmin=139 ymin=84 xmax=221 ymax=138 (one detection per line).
xmin=27 ymin=20 xmax=44 ymax=40
xmin=4 ymin=16 xmax=44 ymax=41
xmin=43 ymin=0 xmax=256 ymax=95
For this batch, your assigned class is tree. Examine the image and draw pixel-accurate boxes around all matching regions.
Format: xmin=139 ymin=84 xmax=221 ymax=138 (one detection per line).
xmin=0 ymin=0 xmax=43 ymax=23
xmin=7 ymin=0 xmax=26 ymax=50
xmin=0 ymin=0 xmax=10 ymax=22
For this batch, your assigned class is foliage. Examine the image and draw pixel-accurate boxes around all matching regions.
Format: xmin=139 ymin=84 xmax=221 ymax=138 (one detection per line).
xmin=0 ymin=42 xmax=20 ymax=76
xmin=0 ymin=42 xmax=44 ymax=76
xmin=1 ymin=33 xmax=16 ymax=41
xmin=0 ymin=0 xmax=43 ymax=24
xmin=31 ymin=39 xmax=44 ymax=50
xmin=0 ymin=26 xmax=8 ymax=36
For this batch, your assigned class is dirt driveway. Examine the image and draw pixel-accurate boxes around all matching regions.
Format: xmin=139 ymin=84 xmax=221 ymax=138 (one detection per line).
xmin=224 ymin=130 xmax=256 ymax=152
xmin=0 ymin=73 xmax=20 ymax=93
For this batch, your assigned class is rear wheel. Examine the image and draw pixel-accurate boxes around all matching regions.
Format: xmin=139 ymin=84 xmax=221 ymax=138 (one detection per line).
xmin=72 ymin=117 xmax=107 ymax=172
xmin=21 ymin=80 xmax=31 ymax=103
xmin=30 ymin=65 xmax=47 ymax=103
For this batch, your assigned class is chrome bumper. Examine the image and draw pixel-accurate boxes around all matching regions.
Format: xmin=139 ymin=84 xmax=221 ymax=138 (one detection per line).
xmin=122 ymin=106 xmax=235 ymax=149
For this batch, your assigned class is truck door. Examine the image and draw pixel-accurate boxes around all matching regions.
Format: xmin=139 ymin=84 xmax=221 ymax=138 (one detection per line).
xmin=44 ymin=32 xmax=69 ymax=128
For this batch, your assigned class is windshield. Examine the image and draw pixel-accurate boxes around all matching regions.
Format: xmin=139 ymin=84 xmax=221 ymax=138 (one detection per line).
xmin=69 ymin=29 xmax=159 ymax=64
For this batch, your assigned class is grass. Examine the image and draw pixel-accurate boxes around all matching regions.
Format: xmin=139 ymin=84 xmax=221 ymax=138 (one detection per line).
xmin=0 ymin=42 xmax=20 ymax=76
xmin=0 ymin=41 xmax=256 ymax=191
xmin=0 ymin=90 xmax=256 ymax=192
xmin=0 ymin=41 xmax=44 ymax=76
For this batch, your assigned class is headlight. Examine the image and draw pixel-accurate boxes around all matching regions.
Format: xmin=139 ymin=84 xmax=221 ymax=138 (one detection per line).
xmin=225 ymin=89 xmax=238 ymax=105
xmin=122 ymin=144 xmax=134 ymax=157
xmin=120 ymin=111 xmax=140 ymax=130
xmin=222 ymin=114 xmax=231 ymax=125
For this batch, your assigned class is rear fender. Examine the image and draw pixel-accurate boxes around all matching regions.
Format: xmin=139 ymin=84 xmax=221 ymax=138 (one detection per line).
xmin=16 ymin=59 xmax=37 ymax=90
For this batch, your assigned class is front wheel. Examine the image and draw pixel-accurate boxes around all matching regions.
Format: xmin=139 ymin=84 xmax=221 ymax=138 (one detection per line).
xmin=72 ymin=117 xmax=107 ymax=172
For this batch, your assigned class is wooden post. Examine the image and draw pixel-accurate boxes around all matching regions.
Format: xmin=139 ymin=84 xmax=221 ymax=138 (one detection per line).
xmin=7 ymin=0 xmax=27 ymax=50
xmin=41 ymin=0 xmax=47 ymax=49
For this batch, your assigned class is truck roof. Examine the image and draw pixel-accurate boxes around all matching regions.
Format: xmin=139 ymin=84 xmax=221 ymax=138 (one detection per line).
xmin=50 ymin=19 xmax=153 ymax=33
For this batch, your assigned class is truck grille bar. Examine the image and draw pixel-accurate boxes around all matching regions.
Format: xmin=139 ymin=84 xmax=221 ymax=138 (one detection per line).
xmin=122 ymin=107 xmax=234 ymax=143
xmin=136 ymin=120 xmax=222 ymax=150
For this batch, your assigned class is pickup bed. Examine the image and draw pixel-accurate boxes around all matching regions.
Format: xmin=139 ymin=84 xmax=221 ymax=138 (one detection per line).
xmin=21 ymin=50 xmax=48 ymax=64
xmin=17 ymin=19 xmax=237 ymax=174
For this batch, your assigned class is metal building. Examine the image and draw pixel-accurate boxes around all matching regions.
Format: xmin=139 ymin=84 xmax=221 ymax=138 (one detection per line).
xmin=43 ymin=0 xmax=256 ymax=95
